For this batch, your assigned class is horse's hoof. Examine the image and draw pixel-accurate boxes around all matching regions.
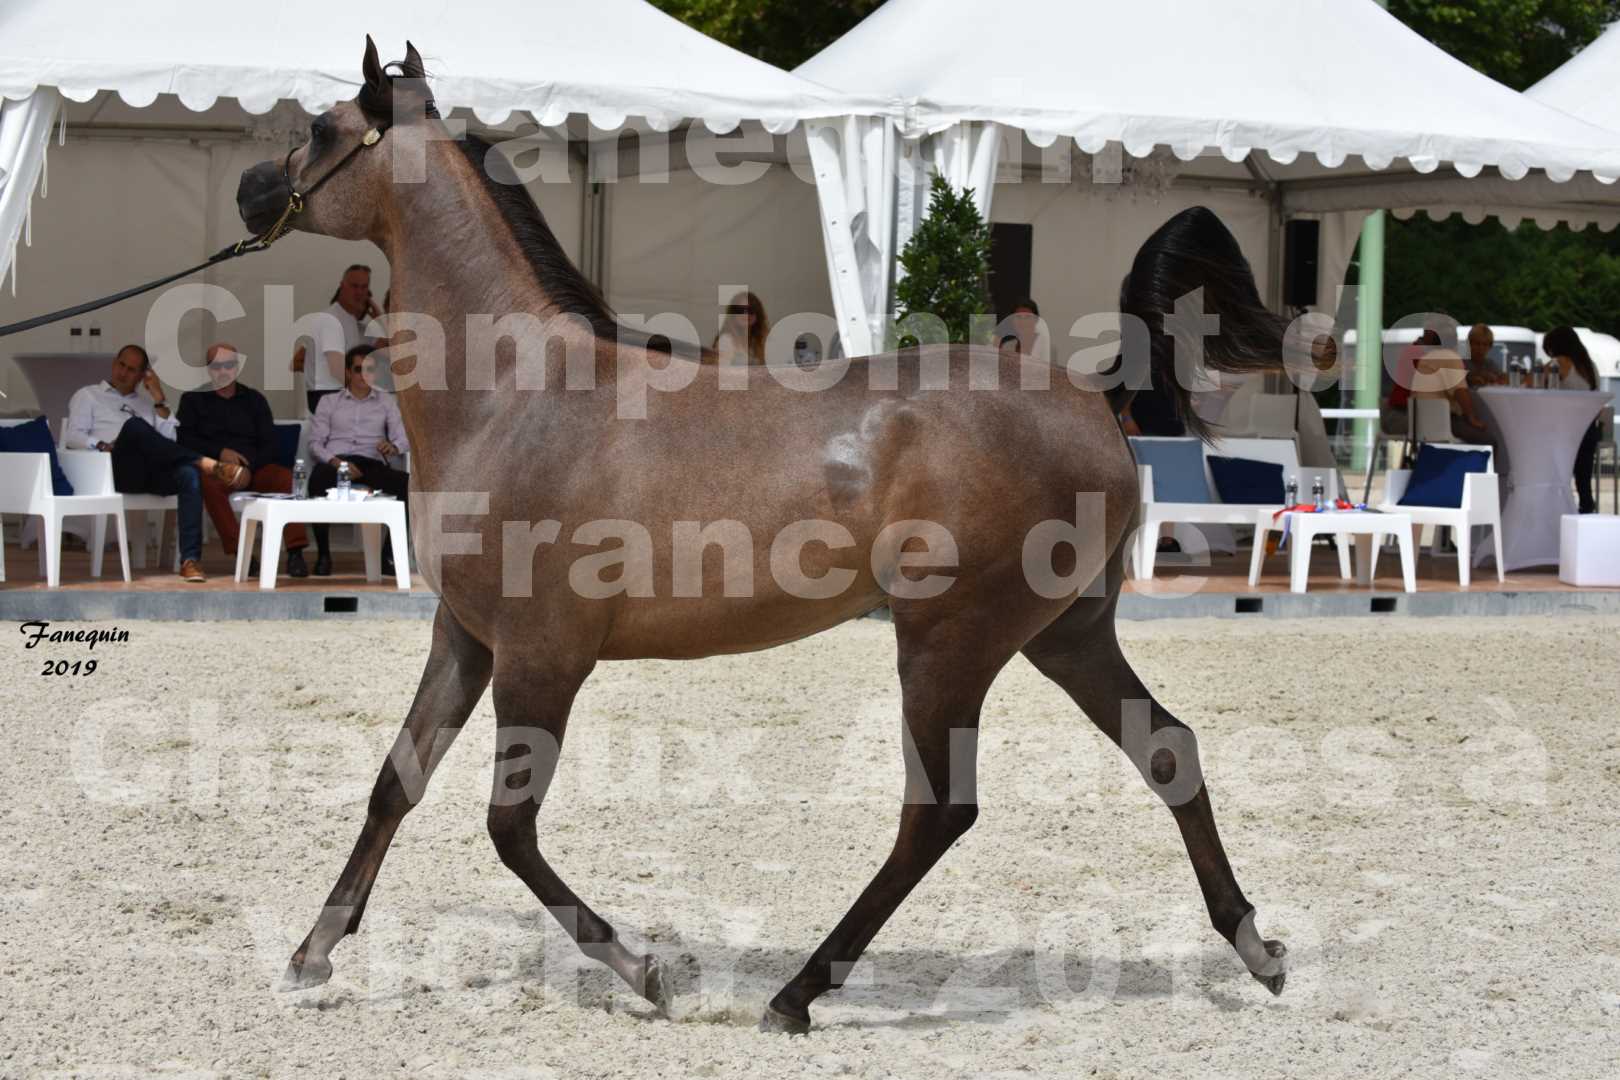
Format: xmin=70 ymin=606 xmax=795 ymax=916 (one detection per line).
xmin=758 ymin=1004 xmax=811 ymax=1036
xmin=639 ymin=955 xmax=670 ymax=1015
xmin=280 ymin=954 xmax=333 ymax=992
xmin=1250 ymin=939 xmax=1288 ymax=996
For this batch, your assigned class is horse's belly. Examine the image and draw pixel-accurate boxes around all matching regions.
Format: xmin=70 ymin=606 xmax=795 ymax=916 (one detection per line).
xmin=596 ymin=590 xmax=887 ymax=661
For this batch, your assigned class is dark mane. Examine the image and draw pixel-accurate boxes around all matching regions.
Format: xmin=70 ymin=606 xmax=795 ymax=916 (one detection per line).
xmin=452 ymin=134 xmax=614 ymax=333
xmin=452 ymin=133 xmax=685 ymax=356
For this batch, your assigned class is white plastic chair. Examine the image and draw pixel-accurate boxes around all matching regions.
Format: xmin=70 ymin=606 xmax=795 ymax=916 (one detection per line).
xmin=1411 ymin=398 xmax=1456 ymax=445
xmin=1375 ymin=443 xmax=1502 ymax=588
xmin=1129 ymin=436 xmax=1338 ymax=580
xmin=0 ymin=451 xmax=131 ymax=587
xmin=56 ymin=415 xmax=180 ymax=569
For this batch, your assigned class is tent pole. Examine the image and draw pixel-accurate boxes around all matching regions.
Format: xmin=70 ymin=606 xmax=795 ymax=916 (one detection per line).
xmin=1354 ymin=0 xmax=1389 ymax=474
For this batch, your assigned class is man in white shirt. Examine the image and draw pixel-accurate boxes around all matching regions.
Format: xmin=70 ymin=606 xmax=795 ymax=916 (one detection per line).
xmin=64 ymin=344 xmax=177 ymax=449
xmin=290 ymin=263 xmax=381 ymax=414
xmin=307 ymin=343 xmax=410 ymax=575
xmin=64 ymin=344 xmax=248 ymax=583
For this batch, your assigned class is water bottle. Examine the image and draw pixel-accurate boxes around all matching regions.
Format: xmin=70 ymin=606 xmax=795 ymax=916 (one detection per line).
xmin=293 ymin=458 xmax=308 ymax=499
xmin=1285 ymin=475 xmax=1299 ymax=508
xmin=336 ymin=460 xmax=352 ymax=499
xmin=1311 ymin=477 xmax=1325 ymax=512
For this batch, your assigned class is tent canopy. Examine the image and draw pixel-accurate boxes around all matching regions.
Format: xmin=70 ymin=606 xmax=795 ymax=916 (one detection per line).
xmin=799 ymin=0 xmax=1620 ymax=183
xmin=1529 ymin=22 xmax=1620 ymax=134
xmin=0 ymin=0 xmax=892 ymax=132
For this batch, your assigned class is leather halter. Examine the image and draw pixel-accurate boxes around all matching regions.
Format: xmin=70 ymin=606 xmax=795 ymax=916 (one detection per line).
xmin=257 ymin=122 xmax=391 ymax=248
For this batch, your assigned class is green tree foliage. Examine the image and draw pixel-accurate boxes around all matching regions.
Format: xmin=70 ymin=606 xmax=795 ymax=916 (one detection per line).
xmin=1377 ymin=1 xmax=1620 ymax=334
xmin=893 ymin=175 xmax=993 ymax=346
xmin=647 ymin=0 xmax=886 ymax=69
xmin=1378 ymin=217 xmax=1620 ymax=331
xmin=1386 ymin=0 xmax=1620 ymax=90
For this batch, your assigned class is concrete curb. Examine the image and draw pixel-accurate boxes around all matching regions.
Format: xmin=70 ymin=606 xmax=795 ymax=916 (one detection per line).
xmin=1 ymin=588 xmax=1616 ymax=624
xmin=0 ymin=590 xmax=441 ymax=622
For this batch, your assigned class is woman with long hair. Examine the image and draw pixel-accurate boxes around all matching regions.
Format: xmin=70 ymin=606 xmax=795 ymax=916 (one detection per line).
xmin=1543 ymin=325 xmax=1604 ymax=513
xmin=713 ymin=291 xmax=770 ymax=365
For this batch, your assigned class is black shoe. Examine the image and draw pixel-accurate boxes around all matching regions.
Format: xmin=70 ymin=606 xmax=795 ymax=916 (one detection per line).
xmin=287 ymin=549 xmax=308 ymax=578
xmin=313 ymin=554 xmax=332 ymax=577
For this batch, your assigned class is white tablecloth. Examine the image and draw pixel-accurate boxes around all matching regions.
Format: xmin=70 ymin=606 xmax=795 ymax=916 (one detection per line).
xmin=1475 ymin=387 xmax=1612 ymax=571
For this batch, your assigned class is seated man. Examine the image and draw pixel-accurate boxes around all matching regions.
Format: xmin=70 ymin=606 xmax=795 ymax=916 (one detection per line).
xmin=64 ymin=343 xmax=246 ymax=583
xmin=307 ymin=343 xmax=410 ymax=576
xmin=177 ymin=343 xmax=309 ymax=577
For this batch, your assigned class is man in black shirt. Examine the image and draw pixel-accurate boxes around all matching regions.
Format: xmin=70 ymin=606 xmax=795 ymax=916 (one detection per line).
xmin=178 ymin=343 xmax=309 ymax=576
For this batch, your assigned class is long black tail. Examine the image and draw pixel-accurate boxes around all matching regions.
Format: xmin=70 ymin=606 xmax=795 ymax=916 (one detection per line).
xmin=1119 ymin=207 xmax=1290 ymax=440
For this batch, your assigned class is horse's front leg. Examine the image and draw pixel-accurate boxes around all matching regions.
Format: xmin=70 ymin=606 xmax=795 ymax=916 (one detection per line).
xmin=483 ymin=649 xmax=670 ymax=1013
xmin=282 ymin=605 xmax=492 ymax=990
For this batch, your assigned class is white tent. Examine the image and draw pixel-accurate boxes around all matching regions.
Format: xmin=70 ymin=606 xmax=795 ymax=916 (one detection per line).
xmin=1530 ymin=23 xmax=1620 ymax=135
xmin=0 ymin=0 xmax=894 ymax=417
xmin=798 ymin=0 xmax=1620 ymax=358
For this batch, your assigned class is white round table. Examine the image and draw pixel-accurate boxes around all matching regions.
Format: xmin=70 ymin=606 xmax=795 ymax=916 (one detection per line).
xmin=1474 ymin=387 xmax=1612 ymax=571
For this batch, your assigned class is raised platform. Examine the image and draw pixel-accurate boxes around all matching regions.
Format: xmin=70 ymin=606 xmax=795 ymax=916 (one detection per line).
xmin=2 ymin=542 xmax=1617 ymax=622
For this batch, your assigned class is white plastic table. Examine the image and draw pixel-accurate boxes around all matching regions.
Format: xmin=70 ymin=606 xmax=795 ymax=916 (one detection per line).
xmin=1475 ymin=387 xmax=1612 ymax=571
xmin=1250 ymin=509 xmax=1415 ymax=594
xmin=233 ymin=496 xmax=410 ymax=591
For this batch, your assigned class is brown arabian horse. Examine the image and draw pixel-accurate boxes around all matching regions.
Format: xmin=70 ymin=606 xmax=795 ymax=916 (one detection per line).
xmin=237 ymin=39 xmax=1291 ymax=1034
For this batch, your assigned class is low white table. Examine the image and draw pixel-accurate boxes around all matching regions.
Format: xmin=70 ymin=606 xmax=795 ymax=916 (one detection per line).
xmin=233 ymin=496 xmax=410 ymax=591
xmin=1250 ymin=509 xmax=1416 ymax=594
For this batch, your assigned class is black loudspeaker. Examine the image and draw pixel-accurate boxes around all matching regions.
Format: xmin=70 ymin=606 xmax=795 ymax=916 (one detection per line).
xmin=989 ymin=222 xmax=1034 ymax=320
xmin=1283 ymin=219 xmax=1320 ymax=308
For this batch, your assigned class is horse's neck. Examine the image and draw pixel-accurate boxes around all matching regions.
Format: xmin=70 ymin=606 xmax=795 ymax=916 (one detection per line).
xmin=374 ymin=145 xmax=600 ymax=461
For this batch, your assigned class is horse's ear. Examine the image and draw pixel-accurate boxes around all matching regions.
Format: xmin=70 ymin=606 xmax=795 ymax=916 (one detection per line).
xmin=402 ymin=40 xmax=426 ymax=80
xmin=362 ymin=35 xmax=387 ymax=91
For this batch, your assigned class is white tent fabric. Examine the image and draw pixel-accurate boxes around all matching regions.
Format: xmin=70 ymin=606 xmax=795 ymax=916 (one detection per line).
xmin=796 ymin=0 xmax=1620 ymax=181
xmin=0 ymin=88 xmax=59 ymax=292
xmin=795 ymin=0 xmax=1620 ymax=362
xmin=1529 ymin=22 xmax=1620 ymax=134
xmin=0 ymin=0 xmax=901 ymax=418
xmin=804 ymin=117 xmax=1000 ymax=358
xmin=0 ymin=0 xmax=893 ymax=132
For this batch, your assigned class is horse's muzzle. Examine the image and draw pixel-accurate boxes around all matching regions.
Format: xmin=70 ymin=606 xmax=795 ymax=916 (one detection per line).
xmin=237 ymin=161 xmax=287 ymax=235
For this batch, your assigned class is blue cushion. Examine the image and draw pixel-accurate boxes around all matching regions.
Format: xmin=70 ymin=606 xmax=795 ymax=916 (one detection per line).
xmin=1398 ymin=445 xmax=1490 ymax=509
xmin=0 ymin=417 xmax=73 ymax=495
xmin=1131 ymin=438 xmax=1211 ymax=503
xmin=1207 ymin=455 xmax=1286 ymax=505
xmin=273 ymin=423 xmax=301 ymax=469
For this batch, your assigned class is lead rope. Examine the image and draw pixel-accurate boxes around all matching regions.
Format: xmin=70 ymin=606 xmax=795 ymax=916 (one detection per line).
xmin=0 ymin=124 xmax=387 ymax=339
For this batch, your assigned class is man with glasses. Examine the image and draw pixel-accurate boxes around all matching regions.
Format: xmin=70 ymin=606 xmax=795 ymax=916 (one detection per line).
xmin=178 ymin=343 xmax=311 ymax=578
xmin=64 ymin=344 xmax=246 ymax=583
xmin=307 ymin=343 xmax=410 ymax=576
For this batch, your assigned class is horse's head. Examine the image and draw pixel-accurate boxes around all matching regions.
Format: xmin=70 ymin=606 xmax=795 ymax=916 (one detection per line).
xmin=237 ymin=36 xmax=436 ymax=242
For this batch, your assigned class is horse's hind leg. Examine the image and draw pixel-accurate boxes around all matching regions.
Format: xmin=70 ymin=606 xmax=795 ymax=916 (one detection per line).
xmin=763 ymin=614 xmax=1014 ymax=1034
xmin=282 ymin=605 xmax=492 ymax=990
xmin=1020 ymin=592 xmax=1288 ymax=995
xmin=484 ymin=654 xmax=668 ymax=1013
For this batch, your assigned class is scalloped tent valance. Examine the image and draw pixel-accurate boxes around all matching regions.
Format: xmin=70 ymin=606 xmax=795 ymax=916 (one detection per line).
xmin=797 ymin=0 xmax=1620 ymax=183
xmin=0 ymin=0 xmax=897 ymax=133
